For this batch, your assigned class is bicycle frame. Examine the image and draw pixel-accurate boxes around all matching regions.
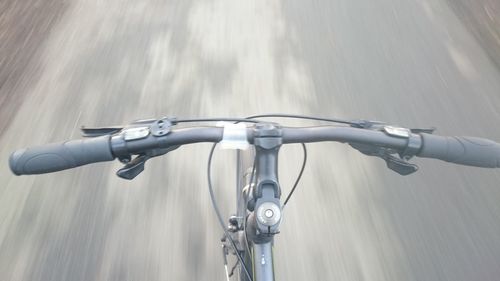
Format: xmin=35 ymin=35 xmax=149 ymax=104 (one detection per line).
xmin=234 ymin=125 xmax=283 ymax=281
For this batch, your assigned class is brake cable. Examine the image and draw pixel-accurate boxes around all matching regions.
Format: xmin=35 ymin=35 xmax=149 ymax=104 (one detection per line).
xmin=176 ymin=117 xmax=263 ymax=124
xmin=283 ymin=143 xmax=307 ymax=207
xmin=176 ymin=114 xmax=358 ymax=126
xmin=241 ymin=155 xmax=257 ymax=265
xmin=208 ymin=144 xmax=253 ymax=281
xmin=243 ymin=113 xmax=356 ymax=125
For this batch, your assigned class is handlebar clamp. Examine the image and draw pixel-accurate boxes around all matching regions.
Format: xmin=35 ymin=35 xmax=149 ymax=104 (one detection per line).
xmin=253 ymin=123 xmax=282 ymax=149
xmin=400 ymin=133 xmax=422 ymax=160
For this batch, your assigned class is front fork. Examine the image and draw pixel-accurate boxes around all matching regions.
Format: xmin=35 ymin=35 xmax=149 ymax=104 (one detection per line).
xmin=224 ymin=124 xmax=283 ymax=281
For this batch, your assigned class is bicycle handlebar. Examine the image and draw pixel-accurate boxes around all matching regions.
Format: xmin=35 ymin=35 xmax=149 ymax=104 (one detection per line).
xmin=8 ymin=124 xmax=500 ymax=176
xmin=9 ymin=136 xmax=114 ymax=175
xmin=418 ymin=133 xmax=500 ymax=168
xmin=281 ymin=127 xmax=408 ymax=147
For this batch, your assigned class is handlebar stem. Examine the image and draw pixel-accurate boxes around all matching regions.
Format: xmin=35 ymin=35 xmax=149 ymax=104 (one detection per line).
xmin=246 ymin=124 xmax=283 ymax=243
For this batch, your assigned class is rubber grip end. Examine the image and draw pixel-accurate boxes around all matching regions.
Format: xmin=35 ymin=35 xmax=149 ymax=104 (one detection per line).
xmin=9 ymin=149 xmax=26 ymax=176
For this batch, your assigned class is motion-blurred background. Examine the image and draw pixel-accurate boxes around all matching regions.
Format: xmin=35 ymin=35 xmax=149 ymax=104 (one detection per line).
xmin=1 ymin=0 xmax=500 ymax=280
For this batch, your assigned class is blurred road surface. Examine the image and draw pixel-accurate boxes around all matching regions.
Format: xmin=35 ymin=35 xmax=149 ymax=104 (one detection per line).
xmin=2 ymin=0 xmax=500 ymax=280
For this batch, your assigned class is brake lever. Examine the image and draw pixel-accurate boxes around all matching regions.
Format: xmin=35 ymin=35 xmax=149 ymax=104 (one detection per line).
xmin=349 ymin=143 xmax=419 ymax=176
xmin=349 ymin=121 xmax=434 ymax=176
xmin=350 ymin=120 xmax=386 ymax=129
xmin=81 ymin=117 xmax=177 ymax=138
xmin=410 ymin=127 xmax=436 ymax=134
xmin=81 ymin=127 xmax=123 ymax=137
xmin=116 ymin=146 xmax=180 ymax=180
xmin=351 ymin=120 xmax=436 ymax=134
xmin=382 ymin=154 xmax=419 ymax=175
xmin=117 ymin=154 xmax=149 ymax=180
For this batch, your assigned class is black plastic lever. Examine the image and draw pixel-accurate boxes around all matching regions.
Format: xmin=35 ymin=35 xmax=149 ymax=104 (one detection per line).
xmin=350 ymin=142 xmax=419 ymax=176
xmin=81 ymin=127 xmax=123 ymax=137
xmin=383 ymin=154 xmax=419 ymax=175
xmin=116 ymin=155 xmax=148 ymax=180
xmin=115 ymin=146 xmax=180 ymax=180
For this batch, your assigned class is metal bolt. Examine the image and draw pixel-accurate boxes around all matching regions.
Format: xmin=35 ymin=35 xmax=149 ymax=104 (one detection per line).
xmin=265 ymin=209 xmax=273 ymax=218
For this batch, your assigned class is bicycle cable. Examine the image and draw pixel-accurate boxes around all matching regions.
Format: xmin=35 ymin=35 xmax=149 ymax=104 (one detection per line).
xmin=208 ymin=144 xmax=253 ymax=281
xmin=283 ymin=143 xmax=307 ymax=207
xmin=176 ymin=117 xmax=263 ymax=124
xmin=243 ymin=113 xmax=356 ymax=125
xmin=229 ymin=259 xmax=240 ymax=278
xmin=241 ymin=155 xmax=257 ymax=265
xmin=177 ymin=113 xmax=356 ymax=126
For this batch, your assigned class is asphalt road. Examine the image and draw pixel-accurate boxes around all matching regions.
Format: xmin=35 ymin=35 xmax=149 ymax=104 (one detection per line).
xmin=2 ymin=0 xmax=500 ymax=280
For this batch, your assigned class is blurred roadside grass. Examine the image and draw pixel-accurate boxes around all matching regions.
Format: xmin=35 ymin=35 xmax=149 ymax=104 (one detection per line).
xmin=0 ymin=0 xmax=67 ymax=134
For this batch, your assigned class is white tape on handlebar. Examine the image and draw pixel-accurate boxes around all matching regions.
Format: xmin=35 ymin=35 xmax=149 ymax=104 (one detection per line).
xmin=217 ymin=122 xmax=249 ymax=150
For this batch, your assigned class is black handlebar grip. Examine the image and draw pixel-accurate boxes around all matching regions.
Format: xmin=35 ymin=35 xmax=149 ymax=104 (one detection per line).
xmin=418 ymin=133 xmax=500 ymax=168
xmin=9 ymin=135 xmax=114 ymax=175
